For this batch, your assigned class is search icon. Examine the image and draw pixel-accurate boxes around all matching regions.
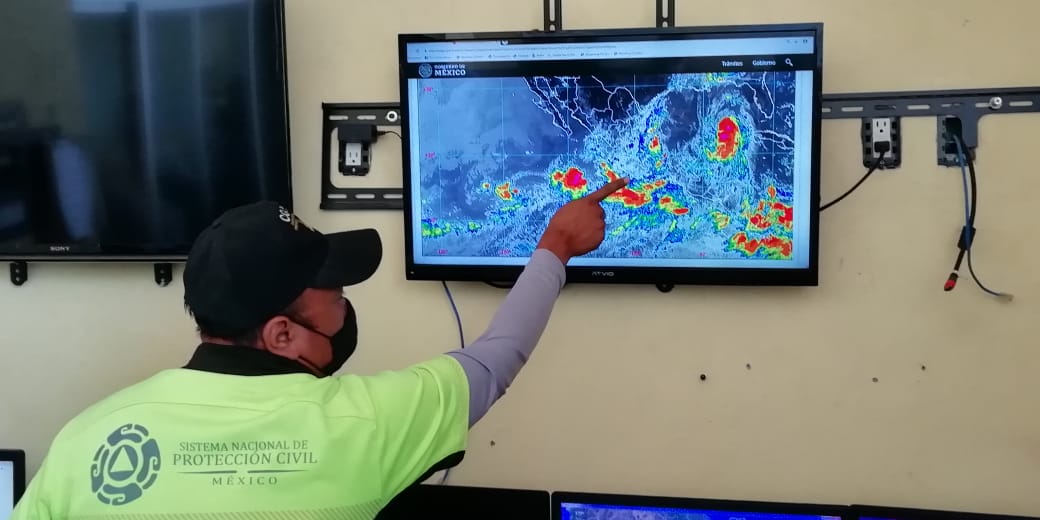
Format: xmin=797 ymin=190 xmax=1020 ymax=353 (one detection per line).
xmin=784 ymin=58 xmax=794 ymax=67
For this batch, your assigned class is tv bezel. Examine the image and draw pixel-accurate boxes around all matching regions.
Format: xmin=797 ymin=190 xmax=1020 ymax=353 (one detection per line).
xmin=0 ymin=0 xmax=293 ymax=263
xmin=551 ymin=490 xmax=852 ymax=520
xmin=0 ymin=449 xmax=25 ymax=508
xmin=398 ymin=22 xmax=823 ymax=287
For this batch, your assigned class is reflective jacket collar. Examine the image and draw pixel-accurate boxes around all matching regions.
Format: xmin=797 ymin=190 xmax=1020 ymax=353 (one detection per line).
xmin=183 ymin=343 xmax=314 ymax=376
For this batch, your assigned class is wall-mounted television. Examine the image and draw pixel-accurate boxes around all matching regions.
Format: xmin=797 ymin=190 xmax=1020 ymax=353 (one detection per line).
xmin=0 ymin=0 xmax=291 ymax=261
xmin=398 ymin=23 xmax=823 ymax=286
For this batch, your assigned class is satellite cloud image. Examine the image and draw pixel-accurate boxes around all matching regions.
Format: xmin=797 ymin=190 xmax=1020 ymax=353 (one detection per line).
xmin=414 ymin=71 xmax=799 ymax=262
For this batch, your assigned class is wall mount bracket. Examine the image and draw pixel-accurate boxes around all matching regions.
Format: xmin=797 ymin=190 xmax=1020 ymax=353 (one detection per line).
xmin=154 ymin=263 xmax=173 ymax=287
xmin=543 ymin=0 xmax=562 ymax=32
xmin=10 ymin=261 xmax=27 ymax=286
xmin=320 ymin=102 xmax=404 ymax=210
xmin=328 ymin=0 xmax=1040 ymax=212
xmin=821 ymin=86 xmax=1040 ymax=166
xmin=7 ymin=261 xmax=178 ymax=286
xmin=656 ymin=0 xmax=675 ymax=28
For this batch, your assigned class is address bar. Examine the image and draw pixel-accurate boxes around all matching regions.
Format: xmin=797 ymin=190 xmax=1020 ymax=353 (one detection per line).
xmin=417 ymin=43 xmax=621 ymax=54
xmin=406 ymin=37 xmax=813 ymax=63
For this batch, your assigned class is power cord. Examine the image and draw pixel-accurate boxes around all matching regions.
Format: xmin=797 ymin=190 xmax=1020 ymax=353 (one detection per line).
xmin=441 ymin=281 xmax=465 ymax=348
xmin=483 ymin=281 xmax=514 ymax=289
xmin=819 ymin=141 xmax=890 ymax=212
xmin=438 ymin=280 xmax=464 ymax=485
xmin=944 ymin=134 xmax=1013 ymax=301
xmin=377 ymin=129 xmax=402 ymax=139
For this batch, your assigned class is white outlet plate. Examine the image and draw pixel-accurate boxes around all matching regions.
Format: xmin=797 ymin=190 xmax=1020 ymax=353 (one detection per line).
xmin=871 ymin=118 xmax=891 ymax=158
xmin=343 ymin=143 xmax=363 ymax=166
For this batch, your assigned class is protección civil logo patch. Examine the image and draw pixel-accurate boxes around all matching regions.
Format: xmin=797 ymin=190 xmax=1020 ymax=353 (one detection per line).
xmin=89 ymin=423 xmax=162 ymax=506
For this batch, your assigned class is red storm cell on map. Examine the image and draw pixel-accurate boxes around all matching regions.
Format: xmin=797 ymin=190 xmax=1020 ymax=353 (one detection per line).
xmin=550 ymin=167 xmax=589 ymax=197
xmin=708 ymin=116 xmax=742 ymax=161
xmin=495 ymin=182 xmax=516 ymax=200
xmin=728 ymin=232 xmax=792 ymax=259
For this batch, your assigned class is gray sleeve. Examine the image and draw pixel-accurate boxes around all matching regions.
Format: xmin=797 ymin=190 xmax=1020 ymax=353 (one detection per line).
xmin=445 ymin=248 xmax=566 ymax=426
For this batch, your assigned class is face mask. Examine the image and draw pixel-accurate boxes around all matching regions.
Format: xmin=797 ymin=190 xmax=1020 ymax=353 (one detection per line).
xmin=297 ymin=299 xmax=358 ymax=377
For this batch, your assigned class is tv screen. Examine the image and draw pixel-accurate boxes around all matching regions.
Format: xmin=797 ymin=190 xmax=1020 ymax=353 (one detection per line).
xmin=398 ymin=23 xmax=823 ymax=286
xmin=0 ymin=0 xmax=291 ymax=260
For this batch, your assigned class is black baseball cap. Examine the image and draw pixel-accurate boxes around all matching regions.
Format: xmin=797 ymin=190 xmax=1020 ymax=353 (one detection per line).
xmin=183 ymin=201 xmax=382 ymax=334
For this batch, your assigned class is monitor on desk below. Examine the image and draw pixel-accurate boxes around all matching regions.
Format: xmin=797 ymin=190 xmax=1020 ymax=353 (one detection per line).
xmin=854 ymin=504 xmax=1040 ymax=520
xmin=0 ymin=450 xmax=25 ymax=520
xmin=398 ymin=23 xmax=824 ymax=286
xmin=552 ymin=491 xmax=851 ymax=520
xmin=375 ymin=484 xmax=550 ymax=519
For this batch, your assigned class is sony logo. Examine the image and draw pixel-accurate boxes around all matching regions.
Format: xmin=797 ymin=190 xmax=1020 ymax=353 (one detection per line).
xmin=49 ymin=245 xmax=71 ymax=252
xmin=590 ymin=271 xmax=615 ymax=277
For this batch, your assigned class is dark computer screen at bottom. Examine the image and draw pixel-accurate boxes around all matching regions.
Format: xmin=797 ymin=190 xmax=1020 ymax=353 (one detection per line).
xmin=559 ymin=502 xmax=844 ymax=520
xmin=853 ymin=504 xmax=1040 ymax=520
xmin=376 ymin=484 xmax=549 ymax=519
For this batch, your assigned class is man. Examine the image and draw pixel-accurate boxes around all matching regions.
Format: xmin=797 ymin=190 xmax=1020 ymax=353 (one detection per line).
xmin=12 ymin=177 xmax=628 ymax=518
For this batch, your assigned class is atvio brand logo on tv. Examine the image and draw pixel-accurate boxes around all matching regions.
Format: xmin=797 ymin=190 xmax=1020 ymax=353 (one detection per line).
xmin=419 ymin=63 xmax=466 ymax=78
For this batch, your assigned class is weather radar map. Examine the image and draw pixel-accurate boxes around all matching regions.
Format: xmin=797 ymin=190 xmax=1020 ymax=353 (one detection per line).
xmin=412 ymin=69 xmax=802 ymax=265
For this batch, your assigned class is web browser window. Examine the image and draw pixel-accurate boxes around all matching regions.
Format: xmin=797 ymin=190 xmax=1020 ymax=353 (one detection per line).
xmin=0 ymin=460 xmax=13 ymax=520
xmin=402 ymin=30 xmax=819 ymax=271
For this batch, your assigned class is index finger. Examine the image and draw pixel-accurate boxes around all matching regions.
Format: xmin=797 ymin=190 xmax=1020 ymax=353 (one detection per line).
xmin=585 ymin=177 xmax=629 ymax=203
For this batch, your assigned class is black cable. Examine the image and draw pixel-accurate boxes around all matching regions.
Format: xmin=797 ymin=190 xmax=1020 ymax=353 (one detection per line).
xmin=944 ymin=133 xmax=974 ymax=289
xmin=440 ymin=281 xmax=465 ymax=349
xmin=377 ymin=129 xmax=401 ymax=139
xmin=819 ymin=142 xmax=889 ymax=212
xmin=963 ymin=136 xmax=977 ymax=227
xmin=483 ymin=281 xmax=514 ymax=289
xmin=945 ymin=133 xmax=1012 ymax=300
xmin=958 ymin=135 xmax=1011 ymax=300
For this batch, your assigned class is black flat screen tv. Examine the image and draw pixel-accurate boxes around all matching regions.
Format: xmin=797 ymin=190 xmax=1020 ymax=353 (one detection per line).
xmin=398 ymin=23 xmax=823 ymax=286
xmin=0 ymin=0 xmax=291 ymax=261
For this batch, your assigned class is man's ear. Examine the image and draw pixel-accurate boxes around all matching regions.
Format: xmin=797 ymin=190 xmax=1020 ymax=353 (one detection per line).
xmin=259 ymin=316 xmax=295 ymax=354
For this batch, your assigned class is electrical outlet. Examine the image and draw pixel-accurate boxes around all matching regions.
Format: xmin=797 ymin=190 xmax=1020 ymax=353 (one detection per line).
xmin=336 ymin=123 xmax=376 ymax=176
xmin=871 ymin=118 xmax=891 ymax=156
xmin=860 ymin=116 xmax=901 ymax=169
xmin=342 ymin=143 xmax=362 ymax=166
xmin=937 ymin=116 xmax=972 ymax=167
